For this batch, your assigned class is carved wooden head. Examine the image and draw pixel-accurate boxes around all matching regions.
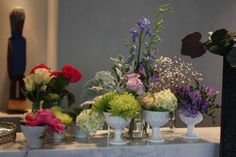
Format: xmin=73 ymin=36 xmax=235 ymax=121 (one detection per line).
xmin=10 ymin=8 xmax=25 ymax=33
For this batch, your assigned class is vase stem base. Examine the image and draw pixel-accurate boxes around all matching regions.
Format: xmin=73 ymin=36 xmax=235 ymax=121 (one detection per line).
xmin=108 ymin=139 xmax=129 ymax=145
xmin=147 ymin=138 xmax=164 ymax=143
xmin=183 ymin=133 xmax=200 ymax=140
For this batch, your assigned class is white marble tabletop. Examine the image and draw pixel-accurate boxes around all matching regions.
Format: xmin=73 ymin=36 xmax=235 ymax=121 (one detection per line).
xmin=0 ymin=127 xmax=220 ymax=157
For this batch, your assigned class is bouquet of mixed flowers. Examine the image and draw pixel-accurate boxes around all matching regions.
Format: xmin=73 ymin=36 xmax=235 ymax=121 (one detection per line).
xmin=80 ymin=4 xmax=207 ymax=136
xmin=175 ymin=81 xmax=220 ymax=123
xmin=23 ymin=64 xmax=52 ymax=112
xmin=81 ymin=4 xmax=172 ymax=101
xmin=23 ymin=64 xmax=82 ymax=111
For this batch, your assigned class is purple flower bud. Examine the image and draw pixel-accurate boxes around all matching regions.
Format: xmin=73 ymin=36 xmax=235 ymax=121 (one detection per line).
xmin=139 ymin=65 xmax=146 ymax=76
xmin=205 ymin=87 xmax=218 ymax=95
xmin=129 ymin=27 xmax=139 ymax=42
xmin=137 ymin=17 xmax=150 ymax=31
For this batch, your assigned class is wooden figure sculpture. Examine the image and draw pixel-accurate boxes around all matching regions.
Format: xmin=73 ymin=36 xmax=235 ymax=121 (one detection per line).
xmin=7 ymin=8 xmax=28 ymax=113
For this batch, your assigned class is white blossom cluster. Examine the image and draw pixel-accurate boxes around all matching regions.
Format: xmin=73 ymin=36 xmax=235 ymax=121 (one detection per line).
xmin=23 ymin=69 xmax=52 ymax=92
xmin=154 ymin=89 xmax=178 ymax=112
xmin=154 ymin=56 xmax=203 ymax=92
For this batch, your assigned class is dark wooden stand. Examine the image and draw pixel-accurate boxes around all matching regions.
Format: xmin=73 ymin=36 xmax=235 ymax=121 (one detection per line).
xmin=220 ymin=57 xmax=236 ymax=156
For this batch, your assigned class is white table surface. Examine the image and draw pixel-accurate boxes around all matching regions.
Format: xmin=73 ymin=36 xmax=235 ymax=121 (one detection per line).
xmin=0 ymin=127 xmax=220 ymax=157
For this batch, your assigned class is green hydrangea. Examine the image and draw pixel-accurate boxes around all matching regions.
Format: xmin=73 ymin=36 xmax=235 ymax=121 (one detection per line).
xmin=108 ymin=93 xmax=140 ymax=119
xmin=76 ymin=109 xmax=105 ymax=132
xmin=51 ymin=106 xmax=73 ymax=126
xmin=92 ymin=92 xmax=116 ymax=113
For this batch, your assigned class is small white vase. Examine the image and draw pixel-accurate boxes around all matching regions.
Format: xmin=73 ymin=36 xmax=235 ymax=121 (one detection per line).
xmin=71 ymin=122 xmax=89 ymax=139
xmin=47 ymin=132 xmax=65 ymax=143
xmin=179 ymin=112 xmax=203 ymax=139
xmin=143 ymin=110 xmax=169 ymax=143
xmin=21 ymin=125 xmax=46 ymax=149
xmin=103 ymin=112 xmax=131 ymax=145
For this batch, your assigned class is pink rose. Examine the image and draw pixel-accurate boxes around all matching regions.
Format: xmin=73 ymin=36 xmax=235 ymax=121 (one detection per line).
xmin=126 ymin=78 xmax=143 ymax=91
xmin=124 ymin=73 xmax=140 ymax=80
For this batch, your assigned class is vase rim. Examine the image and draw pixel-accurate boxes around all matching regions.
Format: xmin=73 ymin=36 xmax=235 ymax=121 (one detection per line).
xmin=142 ymin=109 xmax=169 ymax=113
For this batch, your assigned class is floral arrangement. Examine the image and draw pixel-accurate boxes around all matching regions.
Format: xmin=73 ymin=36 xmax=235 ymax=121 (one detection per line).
xmin=75 ymin=109 xmax=104 ymax=132
xmin=23 ymin=109 xmax=65 ymax=133
xmin=175 ymin=81 xmax=220 ymax=123
xmin=23 ymin=64 xmax=52 ymax=111
xmin=23 ymin=64 xmax=82 ymax=111
xmin=92 ymin=92 xmax=140 ymax=119
xmin=140 ymin=89 xmax=177 ymax=112
xmin=81 ymin=4 xmax=172 ymax=102
xmin=181 ymin=29 xmax=236 ymax=68
xmin=42 ymin=64 xmax=82 ymax=109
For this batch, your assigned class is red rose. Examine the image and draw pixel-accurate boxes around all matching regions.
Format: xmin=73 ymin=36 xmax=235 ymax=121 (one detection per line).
xmin=61 ymin=64 xmax=82 ymax=83
xmin=50 ymin=71 xmax=60 ymax=77
xmin=181 ymin=32 xmax=206 ymax=58
xmin=30 ymin=64 xmax=49 ymax=74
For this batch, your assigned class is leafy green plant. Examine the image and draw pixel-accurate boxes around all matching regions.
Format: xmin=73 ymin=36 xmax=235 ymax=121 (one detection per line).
xmin=81 ymin=71 xmax=117 ymax=102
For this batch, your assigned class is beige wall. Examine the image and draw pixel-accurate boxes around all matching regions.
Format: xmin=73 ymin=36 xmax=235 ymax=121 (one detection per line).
xmin=0 ymin=0 xmax=48 ymax=111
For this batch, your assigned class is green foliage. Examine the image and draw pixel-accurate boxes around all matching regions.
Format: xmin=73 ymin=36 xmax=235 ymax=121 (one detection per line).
xmin=204 ymin=29 xmax=236 ymax=68
xmin=146 ymin=4 xmax=172 ymax=53
xmin=42 ymin=74 xmax=75 ymax=109
xmin=81 ymin=71 xmax=117 ymax=102
xmin=51 ymin=106 xmax=73 ymax=126
xmin=67 ymin=107 xmax=84 ymax=121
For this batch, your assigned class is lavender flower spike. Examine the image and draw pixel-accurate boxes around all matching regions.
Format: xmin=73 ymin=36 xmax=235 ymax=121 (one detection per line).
xmin=137 ymin=17 xmax=151 ymax=36
xmin=129 ymin=27 xmax=138 ymax=42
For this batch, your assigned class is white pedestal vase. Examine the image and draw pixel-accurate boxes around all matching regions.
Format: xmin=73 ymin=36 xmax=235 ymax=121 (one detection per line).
xmin=71 ymin=122 xmax=89 ymax=139
xmin=143 ymin=110 xmax=169 ymax=143
xmin=179 ymin=112 xmax=203 ymax=139
xmin=21 ymin=125 xmax=46 ymax=149
xmin=103 ymin=112 xmax=131 ymax=145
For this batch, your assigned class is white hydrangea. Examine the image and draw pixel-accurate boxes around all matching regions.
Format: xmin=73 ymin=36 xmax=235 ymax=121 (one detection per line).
xmin=154 ymin=89 xmax=178 ymax=112
xmin=76 ymin=109 xmax=105 ymax=132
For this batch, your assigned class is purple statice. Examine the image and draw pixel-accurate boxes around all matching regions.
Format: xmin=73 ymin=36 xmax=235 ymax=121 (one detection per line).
xmin=205 ymin=86 xmax=218 ymax=96
xmin=129 ymin=27 xmax=139 ymax=42
xmin=176 ymin=83 xmax=219 ymax=119
xmin=150 ymin=72 xmax=160 ymax=83
xmin=137 ymin=17 xmax=151 ymax=36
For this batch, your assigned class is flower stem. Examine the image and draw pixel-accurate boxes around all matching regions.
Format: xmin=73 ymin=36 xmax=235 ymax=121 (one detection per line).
xmin=136 ymin=30 xmax=143 ymax=72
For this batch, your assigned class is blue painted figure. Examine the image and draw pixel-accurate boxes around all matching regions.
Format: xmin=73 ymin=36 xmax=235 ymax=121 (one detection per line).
xmin=7 ymin=8 xmax=26 ymax=100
